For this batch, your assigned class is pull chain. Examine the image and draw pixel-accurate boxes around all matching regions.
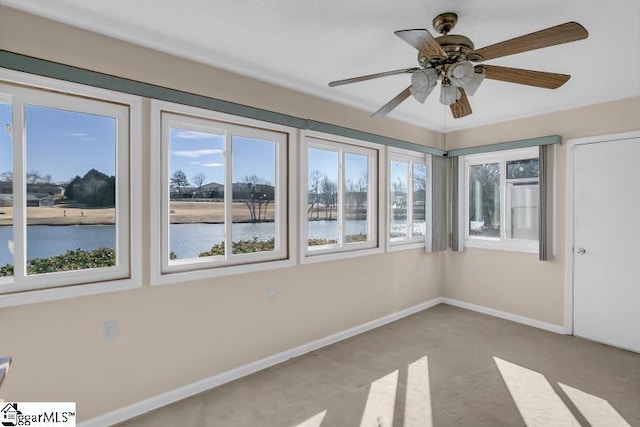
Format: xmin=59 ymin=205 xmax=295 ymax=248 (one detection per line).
xmin=443 ymin=105 xmax=448 ymax=151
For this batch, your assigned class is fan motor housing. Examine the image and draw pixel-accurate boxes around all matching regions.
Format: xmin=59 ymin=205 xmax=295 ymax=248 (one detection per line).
xmin=436 ymin=35 xmax=474 ymax=53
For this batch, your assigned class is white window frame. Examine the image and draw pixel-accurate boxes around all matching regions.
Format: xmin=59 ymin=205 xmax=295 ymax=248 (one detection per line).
xmin=150 ymin=100 xmax=295 ymax=285
xmin=0 ymin=68 xmax=142 ymax=307
xmin=300 ymin=131 xmax=382 ymax=263
xmin=461 ymin=146 xmax=539 ymax=253
xmin=387 ymin=148 xmax=432 ymax=252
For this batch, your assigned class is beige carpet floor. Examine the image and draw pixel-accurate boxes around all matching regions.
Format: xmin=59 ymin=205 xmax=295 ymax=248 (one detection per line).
xmin=118 ymin=304 xmax=639 ymax=426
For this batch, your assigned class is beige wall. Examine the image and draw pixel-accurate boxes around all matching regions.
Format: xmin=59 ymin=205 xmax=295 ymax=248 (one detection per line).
xmin=444 ymin=96 xmax=640 ymax=325
xmin=0 ymin=7 xmax=444 ymax=421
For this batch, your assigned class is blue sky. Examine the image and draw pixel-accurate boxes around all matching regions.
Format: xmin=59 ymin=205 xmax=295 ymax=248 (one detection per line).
xmin=1 ymin=103 xmax=116 ymax=182
xmin=0 ymin=103 xmax=370 ymax=188
xmin=390 ymin=160 xmax=408 ymax=191
xmin=308 ymin=149 xmax=368 ymax=189
xmin=169 ymin=128 xmax=276 ymax=186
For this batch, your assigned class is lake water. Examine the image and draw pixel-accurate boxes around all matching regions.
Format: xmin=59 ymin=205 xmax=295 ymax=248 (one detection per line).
xmin=0 ymin=219 xmax=421 ymax=264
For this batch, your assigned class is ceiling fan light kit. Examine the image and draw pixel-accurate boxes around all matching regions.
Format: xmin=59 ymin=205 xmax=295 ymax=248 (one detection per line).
xmin=409 ymin=68 xmax=438 ymax=103
xmin=440 ymin=79 xmax=462 ymax=105
xmin=328 ymin=12 xmax=588 ymax=119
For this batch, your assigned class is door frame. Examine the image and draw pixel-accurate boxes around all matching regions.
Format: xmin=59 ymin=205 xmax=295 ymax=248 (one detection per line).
xmin=564 ymin=130 xmax=640 ymax=335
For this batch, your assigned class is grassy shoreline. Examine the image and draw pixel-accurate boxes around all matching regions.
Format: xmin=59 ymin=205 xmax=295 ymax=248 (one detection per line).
xmin=0 ymin=201 xmax=349 ymax=226
xmin=0 ymin=201 xmax=276 ymax=226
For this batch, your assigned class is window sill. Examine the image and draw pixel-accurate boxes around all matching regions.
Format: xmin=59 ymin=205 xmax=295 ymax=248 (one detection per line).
xmin=0 ymin=277 xmax=141 ymax=308
xmin=151 ymin=258 xmax=296 ymax=286
xmin=464 ymin=238 xmax=538 ymax=254
xmin=301 ymin=246 xmax=383 ymax=264
xmin=388 ymin=241 xmax=425 ymax=252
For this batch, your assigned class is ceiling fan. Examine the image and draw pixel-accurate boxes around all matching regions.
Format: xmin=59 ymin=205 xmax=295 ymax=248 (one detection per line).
xmin=328 ymin=13 xmax=588 ymax=119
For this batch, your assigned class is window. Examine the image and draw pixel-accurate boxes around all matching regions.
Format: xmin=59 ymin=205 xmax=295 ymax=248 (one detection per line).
xmin=303 ymin=134 xmax=378 ymax=257
xmin=388 ymin=150 xmax=430 ymax=247
xmin=463 ymin=147 xmax=539 ymax=252
xmin=0 ymin=79 xmax=136 ymax=294
xmin=156 ymin=107 xmax=289 ymax=276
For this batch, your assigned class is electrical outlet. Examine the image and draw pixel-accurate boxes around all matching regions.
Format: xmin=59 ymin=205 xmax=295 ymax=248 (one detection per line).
xmin=102 ymin=320 xmax=118 ymax=341
xmin=267 ymin=287 xmax=276 ymax=299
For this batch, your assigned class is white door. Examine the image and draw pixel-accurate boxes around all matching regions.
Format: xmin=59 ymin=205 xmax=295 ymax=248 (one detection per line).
xmin=573 ymin=137 xmax=640 ymax=352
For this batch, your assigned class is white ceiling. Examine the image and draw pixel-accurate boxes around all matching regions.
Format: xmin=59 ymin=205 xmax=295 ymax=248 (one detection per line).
xmin=3 ymin=0 xmax=640 ymax=131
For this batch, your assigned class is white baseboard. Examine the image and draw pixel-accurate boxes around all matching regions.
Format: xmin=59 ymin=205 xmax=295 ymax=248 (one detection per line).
xmin=441 ymin=297 xmax=566 ymax=334
xmin=79 ymin=297 xmax=444 ymax=427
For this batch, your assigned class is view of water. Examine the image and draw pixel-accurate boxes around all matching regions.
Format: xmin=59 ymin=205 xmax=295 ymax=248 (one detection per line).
xmin=0 ymin=219 xmax=425 ymax=265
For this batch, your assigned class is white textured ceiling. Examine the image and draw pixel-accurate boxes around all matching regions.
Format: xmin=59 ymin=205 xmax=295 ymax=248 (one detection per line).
xmin=3 ymin=0 xmax=640 ymax=131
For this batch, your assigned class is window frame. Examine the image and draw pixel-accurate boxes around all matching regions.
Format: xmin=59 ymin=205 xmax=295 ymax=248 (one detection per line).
xmin=150 ymin=100 xmax=296 ymax=285
xmin=0 ymin=68 xmax=142 ymax=306
xmin=387 ymin=148 xmax=432 ymax=252
xmin=461 ymin=147 xmax=539 ymax=253
xmin=300 ymin=131 xmax=382 ymax=263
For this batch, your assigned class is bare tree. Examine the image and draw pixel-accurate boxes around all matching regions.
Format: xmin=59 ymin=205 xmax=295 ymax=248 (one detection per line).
xmin=308 ymin=170 xmax=323 ymax=219
xmin=345 ymin=178 xmax=355 ymax=211
xmin=391 ymin=178 xmax=407 ymax=220
xmin=191 ymin=172 xmax=206 ymax=197
xmin=26 ymin=170 xmax=42 ymax=184
xmin=0 ymin=171 xmax=12 ymax=182
xmin=170 ymin=170 xmax=189 ymax=194
xmin=241 ymin=174 xmax=264 ymax=222
xmin=321 ymin=175 xmax=338 ymax=220
xmin=356 ymin=173 xmax=368 ymax=219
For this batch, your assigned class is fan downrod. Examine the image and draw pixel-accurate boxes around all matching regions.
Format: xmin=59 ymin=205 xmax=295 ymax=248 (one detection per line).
xmin=433 ymin=12 xmax=458 ymax=35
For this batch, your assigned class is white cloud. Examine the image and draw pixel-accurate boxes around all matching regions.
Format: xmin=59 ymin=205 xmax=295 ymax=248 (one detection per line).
xmin=171 ymin=149 xmax=223 ymax=158
xmin=174 ymin=130 xmax=218 ymax=139
xmin=189 ymin=161 xmax=201 ymax=165
xmin=67 ymin=132 xmax=96 ymax=142
xmin=202 ymin=162 xmax=224 ymax=168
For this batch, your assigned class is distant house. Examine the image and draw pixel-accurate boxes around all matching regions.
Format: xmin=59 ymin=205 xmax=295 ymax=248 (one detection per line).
xmin=26 ymin=193 xmax=55 ymax=207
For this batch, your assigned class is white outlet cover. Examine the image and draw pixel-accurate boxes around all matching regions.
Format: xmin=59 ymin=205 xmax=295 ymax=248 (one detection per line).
xmin=102 ymin=320 xmax=118 ymax=341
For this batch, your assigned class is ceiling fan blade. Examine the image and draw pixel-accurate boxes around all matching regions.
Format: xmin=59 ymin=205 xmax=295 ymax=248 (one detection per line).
xmin=483 ymin=65 xmax=570 ymax=89
xmin=371 ymin=87 xmax=412 ymax=118
xmin=395 ymin=29 xmax=447 ymax=58
xmin=474 ymin=22 xmax=588 ymax=61
xmin=329 ymin=67 xmax=419 ymax=87
xmin=450 ymin=88 xmax=472 ymax=119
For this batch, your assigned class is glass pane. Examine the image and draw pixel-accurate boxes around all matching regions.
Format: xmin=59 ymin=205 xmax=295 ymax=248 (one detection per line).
xmin=307 ymin=148 xmax=338 ymax=248
xmin=168 ymin=127 xmax=224 ymax=261
xmin=24 ymin=104 xmax=117 ymax=274
xmin=0 ymin=102 xmax=12 ymax=277
xmin=469 ymin=163 xmax=500 ymax=237
xmin=509 ymin=183 xmax=539 ymax=240
xmin=507 ymin=158 xmax=539 ymax=180
xmin=231 ymin=136 xmax=276 ymax=254
xmin=390 ymin=160 xmax=408 ymax=239
xmin=412 ymin=163 xmax=427 ymax=237
xmin=344 ymin=152 xmax=368 ymax=244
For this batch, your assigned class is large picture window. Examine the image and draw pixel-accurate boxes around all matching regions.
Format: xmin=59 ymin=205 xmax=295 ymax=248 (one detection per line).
xmin=463 ymin=147 xmax=539 ymax=252
xmin=303 ymin=135 xmax=378 ymax=257
xmin=0 ymin=81 xmax=133 ymax=293
xmin=388 ymin=150 xmax=429 ymax=247
xmin=158 ymin=109 xmax=288 ymax=275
